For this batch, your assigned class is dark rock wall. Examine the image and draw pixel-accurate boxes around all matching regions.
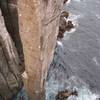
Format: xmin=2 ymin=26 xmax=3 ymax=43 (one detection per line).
xmin=0 ymin=0 xmax=25 ymax=73
xmin=0 ymin=10 xmax=23 ymax=100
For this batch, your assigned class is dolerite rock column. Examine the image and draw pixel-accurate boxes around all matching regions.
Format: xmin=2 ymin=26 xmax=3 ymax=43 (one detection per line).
xmin=18 ymin=0 xmax=64 ymax=99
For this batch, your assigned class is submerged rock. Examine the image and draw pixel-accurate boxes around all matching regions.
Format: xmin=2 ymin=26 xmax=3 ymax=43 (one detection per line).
xmin=63 ymin=0 xmax=68 ymax=4
xmin=66 ymin=20 xmax=74 ymax=31
xmin=56 ymin=89 xmax=78 ymax=100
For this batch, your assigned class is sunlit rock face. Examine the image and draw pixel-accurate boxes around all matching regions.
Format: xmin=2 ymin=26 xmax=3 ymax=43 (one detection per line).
xmin=18 ymin=0 xmax=64 ymax=99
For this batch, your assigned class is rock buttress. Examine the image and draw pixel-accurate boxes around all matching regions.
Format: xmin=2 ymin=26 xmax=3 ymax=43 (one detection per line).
xmin=18 ymin=0 xmax=64 ymax=99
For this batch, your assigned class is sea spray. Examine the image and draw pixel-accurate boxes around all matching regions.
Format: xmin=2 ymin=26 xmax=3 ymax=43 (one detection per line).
xmin=46 ymin=44 xmax=100 ymax=100
xmin=46 ymin=76 xmax=100 ymax=100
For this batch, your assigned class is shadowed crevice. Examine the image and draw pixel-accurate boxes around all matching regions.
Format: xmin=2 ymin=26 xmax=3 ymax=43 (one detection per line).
xmin=0 ymin=0 xmax=25 ymax=73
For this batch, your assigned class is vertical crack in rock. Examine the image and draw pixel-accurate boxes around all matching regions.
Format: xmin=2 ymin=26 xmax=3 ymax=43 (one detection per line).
xmin=0 ymin=9 xmax=23 ymax=100
xmin=0 ymin=0 xmax=25 ymax=73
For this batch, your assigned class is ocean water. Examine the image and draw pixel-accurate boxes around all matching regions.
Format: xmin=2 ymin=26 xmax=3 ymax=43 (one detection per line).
xmin=46 ymin=75 xmax=100 ymax=100
xmin=46 ymin=0 xmax=100 ymax=100
xmin=46 ymin=44 xmax=100 ymax=100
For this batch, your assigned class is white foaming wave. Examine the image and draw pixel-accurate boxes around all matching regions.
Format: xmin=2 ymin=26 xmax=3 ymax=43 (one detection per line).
xmin=66 ymin=28 xmax=76 ymax=33
xmin=73 ymin=0 xmax=86 ymax=2
xmin=63 ymin=28 xmax=76 ymax=41
xmin=63 ymin=14 xmax=80 ymax=41
xmin=67 ymin=14 xmax=82 ymax=21
xmin=66 ymin=14 xmax=80 ymax=27
xmin=96 ymin=14 xmax=100 ymax=19
xmin=66 ymin=0 xmax=71 ymax=4
xmin=72 ymin=0 xmax=81 ymax=2
xmin=67 ymin=76 xmax=100 ymax=100
xmin=68 ymin=89 xmax=99 ymax=100
xmin=57 ymin=40 xmax=63 ymax=48
xmin=63 ymin=20 xmax=78 ymax=40
xmin=46 ymin=76 xmax=100 ymax=100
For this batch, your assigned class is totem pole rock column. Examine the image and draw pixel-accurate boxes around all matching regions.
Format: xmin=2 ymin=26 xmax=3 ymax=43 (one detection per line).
xmin=18 ymin=0 xmax=63 ymax=99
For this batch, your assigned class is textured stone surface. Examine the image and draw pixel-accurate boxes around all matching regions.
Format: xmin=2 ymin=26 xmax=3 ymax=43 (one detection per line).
xmin=18 ymin=0 xmax=63 ymax=99
xmin=0 ymin=0 xmax=25 ymax=73
xmin=0 ymin=10 xmax=23 ymax=100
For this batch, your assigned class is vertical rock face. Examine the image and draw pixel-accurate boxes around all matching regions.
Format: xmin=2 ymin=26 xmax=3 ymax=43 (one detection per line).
xmin=0 ymin=0 xmax=25 ymax=73
xmin=0 ymin=10 xmax=23 ymax=100
xmin=18 ymin=0 xmax=63 ymax=99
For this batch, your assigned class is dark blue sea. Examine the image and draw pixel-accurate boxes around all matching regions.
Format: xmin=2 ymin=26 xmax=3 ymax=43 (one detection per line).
xmin=46 ymin=0 xmax=100 ymax=100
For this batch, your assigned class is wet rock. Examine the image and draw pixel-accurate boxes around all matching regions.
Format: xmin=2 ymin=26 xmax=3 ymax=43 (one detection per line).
xmin=57 ymin=11 xmax=69 ymax=39
xmin=63 ymin=0 xmax=68 ymax=4
xmin=57 ymin=11 xmax=75 ymax=39
xmin=61 ymin=11 xmax=69 ymax=18
xmin=66 ymin=20 xmax=74 ymax=31
xmin=56 ymin=89 xmax=78 ymax=100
